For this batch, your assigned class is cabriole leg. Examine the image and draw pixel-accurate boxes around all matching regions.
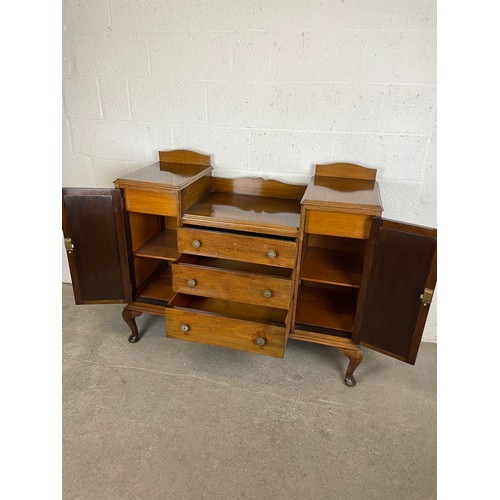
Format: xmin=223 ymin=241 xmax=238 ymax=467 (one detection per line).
xmin=122 ymin=307 xmax=142 ymax=343
xmin=338 ymin=347 xmax=363 ymax=387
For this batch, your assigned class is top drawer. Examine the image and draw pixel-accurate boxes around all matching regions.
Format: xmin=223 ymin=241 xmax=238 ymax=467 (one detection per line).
xmin=177 ymin=227 xmax=297 ymax=268
xmin=305 ymin=210 xmax=373 ymax=239
xmin=123 ymin=188 xmax=177 ymax=217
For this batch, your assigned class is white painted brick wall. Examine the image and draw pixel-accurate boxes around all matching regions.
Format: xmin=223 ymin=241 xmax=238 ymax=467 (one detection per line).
xmin=62 ymin=0 xmax=437 ymax=341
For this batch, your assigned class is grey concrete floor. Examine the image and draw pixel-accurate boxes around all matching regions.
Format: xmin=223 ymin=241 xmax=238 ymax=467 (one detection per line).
xmin=63 ymin=284 xmax=436 ymax=500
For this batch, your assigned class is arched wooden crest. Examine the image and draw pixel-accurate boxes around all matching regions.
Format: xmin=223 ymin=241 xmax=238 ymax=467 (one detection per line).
xmin=314 ymin=162 xmax=377 ymax=181
xmin=159 ymin=149 xmax=211 ymax=166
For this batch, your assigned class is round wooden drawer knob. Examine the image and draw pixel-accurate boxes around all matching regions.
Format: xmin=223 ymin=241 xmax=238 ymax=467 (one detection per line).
xmin=192 ymin=239 xmax=201 ymax=249
xmin=267 ymin=250 xmax=277 ymax=259
xmin=256 ymin=337 xmax=266 ymax=346
xmin=181 ymin=324 xmax=190 ymax=332
xmin=187 ymin=278 xmax=197 ymax=287
xmin=262 ymin=289 xmax=273 ymax=298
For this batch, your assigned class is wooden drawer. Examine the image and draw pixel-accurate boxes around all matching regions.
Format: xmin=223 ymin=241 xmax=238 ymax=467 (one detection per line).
xmin=123 ymin=189 xmax=177 ymax=217
xmin=305 ymin=210 xmax=372 ymax=239
xmin=166 ymin=295 xmax=286 ymax=358
xmin=177 ymin=227 xmax=296 ymax=268
xmin=172 ymin=256 xmax=293 ymax=309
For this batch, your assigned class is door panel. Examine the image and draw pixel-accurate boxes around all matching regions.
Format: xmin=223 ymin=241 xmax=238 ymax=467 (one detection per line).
xmin=353 ymin=218 xmax=437 ymax=364
xmin=62 ymin=188 xmax=132 ymax=304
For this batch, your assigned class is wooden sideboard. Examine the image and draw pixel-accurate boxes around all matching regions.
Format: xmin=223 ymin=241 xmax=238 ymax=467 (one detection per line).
xmin=62 ymin=150 xmax=437 ymax=386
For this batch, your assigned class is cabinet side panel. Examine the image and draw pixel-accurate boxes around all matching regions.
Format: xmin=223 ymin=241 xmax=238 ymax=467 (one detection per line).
xmin=180 ymin=173 xmax=211 ymax=214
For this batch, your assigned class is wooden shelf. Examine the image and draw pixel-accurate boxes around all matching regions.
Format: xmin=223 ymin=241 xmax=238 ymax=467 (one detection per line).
xmin=136 ymin=267 xmax=174 ymax=304
xmin=289 ymin=330 xmax=355 ymax=348
xmin=170 ymin=294 xmax=287 ymax=327
xmin=178 ymin=255 xmax=293 ymax=278
xmin=300 ymin=247 xmax=362 ymax=287
xmin=182 ymin=192 xmax=301 ymax=237
xmin=295 ymin=284 xmax=355 ymax=333
xmin=134 ymin=229 xmax=180 ymax=261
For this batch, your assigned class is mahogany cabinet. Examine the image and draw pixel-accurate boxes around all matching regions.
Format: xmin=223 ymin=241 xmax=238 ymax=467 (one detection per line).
xmin=62 ymin=150 xmax=436 ymax=386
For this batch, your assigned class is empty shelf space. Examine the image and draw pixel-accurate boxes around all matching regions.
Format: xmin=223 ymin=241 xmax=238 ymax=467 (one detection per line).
xmin=182 ymin=192 xmax=301 ymax=238
xmin=170 ymin=294 xmax=287 ymax=327
xmin=136 ymin=267 xmax=174 ymax=305
xmin=300 ymin=247 xmax=362 ymax=287
xmin=134 ymin=229 xmax=180 ymax=261
xmin=289 ymin=329 xmax=354 ymax=348
xmin=177 ymin=254 xmax=293 ymax=278
xmin=295 ymin=284 xmax=355 ymax=333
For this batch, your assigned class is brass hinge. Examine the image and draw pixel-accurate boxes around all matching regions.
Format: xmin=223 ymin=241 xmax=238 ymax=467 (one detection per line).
xmin=64 ymin=237 xmax=74 ymax=253
xmin=420 ymin=288 xmax=434 ymax=306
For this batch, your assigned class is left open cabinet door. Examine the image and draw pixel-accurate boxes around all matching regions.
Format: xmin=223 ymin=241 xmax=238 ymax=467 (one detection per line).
xmin=62 ymin=188 xmax=132 ymax=304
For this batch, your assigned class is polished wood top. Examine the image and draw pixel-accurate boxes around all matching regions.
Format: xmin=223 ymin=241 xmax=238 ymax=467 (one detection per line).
xmin=114 ymin=162 xmax=212 ymax=191
xmin=182 ymin=191 xmax=301 ymax=237
xmin=301 ymin=175 xmax=383 ymax=215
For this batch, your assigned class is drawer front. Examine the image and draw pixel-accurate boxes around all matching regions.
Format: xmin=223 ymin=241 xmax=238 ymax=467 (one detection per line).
xmin=166 ymin=307 xmax=285 ymax=358
xmin=172 ymin=264 xmax=292 ymax=309
xmin=124 ymin=189 xmax=177 ymax=217
xmin=305 ymin=210 xmax=372 ymax=239
xmin=177 ymin=227 xmax=296 ymax=268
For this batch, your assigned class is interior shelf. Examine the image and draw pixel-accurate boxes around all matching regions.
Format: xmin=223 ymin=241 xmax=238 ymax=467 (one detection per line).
xmin=136 ymin=266 xmax=174 ymax=305
xmin=295 ymin=283 xmax=355 ymax=333
xmin=289 ymin=329 xmax=353 ymax=347
xmin=177 ymin=255 xmax=293 ymax=278
xmin=170 ymin=294 xmax=287 ymax=327
xmin=300 ymin=247 xmax=362 ymax=287
xmin=134 ymin=229 xmax=180 ymax=261
xmin=181 ymin=191 xmax=301 ymax=238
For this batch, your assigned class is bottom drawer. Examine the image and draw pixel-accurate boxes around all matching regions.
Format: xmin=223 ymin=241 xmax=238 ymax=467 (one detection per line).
xmin=166 ymin=294 xmax=286 ymax=358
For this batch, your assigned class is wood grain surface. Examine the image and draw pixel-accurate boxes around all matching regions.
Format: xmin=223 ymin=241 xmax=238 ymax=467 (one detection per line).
xmin=172 ymin=259 xmax=293 ymax=309
xmin=166 ymin=298 xmax=286 ymax=358
xmin=123 ymin=188 xmax=178 ymax=216
xmin=305 ymin=209 xmax=373 ymax=239
xmin=177 ymin=227 xmax=297 ymax=268
xmin=182 ymin=192 xmax=301 ymax=237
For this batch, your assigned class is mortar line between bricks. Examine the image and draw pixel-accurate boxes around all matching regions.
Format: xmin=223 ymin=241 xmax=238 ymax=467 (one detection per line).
xmin=125 ymin=79 xmax=132 ymax=120
xmin=63 ymin=110 xmax=75 ymax=157
xmin=419 ymin=135 xmax=432 ymax=181
xmin=105 ymin=0 xmax=112 ymax=31
xmin=95 ymin=79 xmax=104 ymax=118
xmin=63 ymin=77 xmax=436 ymax=86
xmin=145 ymin=36 xmax=152 ymax=76
xmin=64 ymin=355 xmax=359 ymax=410
xmin=65 ymin=119 xmax=430 ymax=137
xmin=66 ymin=28 xmax=437 ymax=35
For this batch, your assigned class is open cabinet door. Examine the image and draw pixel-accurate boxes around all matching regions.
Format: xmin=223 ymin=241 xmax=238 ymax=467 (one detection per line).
xmin=352 ymin=218 xmax=437 ymax=364
xmin=62 ymin=188 xmax=132 ymax=304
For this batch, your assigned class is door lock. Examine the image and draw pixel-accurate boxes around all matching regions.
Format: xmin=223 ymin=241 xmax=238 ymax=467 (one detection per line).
xmin=420 ymin=288 xmax=434 ymax=306
xmin=64 ymin=238 xmax=74 ymax=253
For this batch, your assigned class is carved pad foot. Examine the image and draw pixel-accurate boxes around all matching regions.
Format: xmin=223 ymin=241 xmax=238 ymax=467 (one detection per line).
xmin=337 ymin=347 xmax=363 ymax=387
xmin=122 ymin=308 xmax=143 ymax=343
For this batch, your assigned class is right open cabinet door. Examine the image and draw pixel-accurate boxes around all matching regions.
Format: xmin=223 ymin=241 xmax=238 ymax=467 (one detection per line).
xmin=352 ymin=218 xmax=437 ymax=364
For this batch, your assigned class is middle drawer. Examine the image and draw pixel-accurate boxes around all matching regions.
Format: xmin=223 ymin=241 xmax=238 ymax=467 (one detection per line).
xmin=172 ymin=255 xmax=293 ymax=309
